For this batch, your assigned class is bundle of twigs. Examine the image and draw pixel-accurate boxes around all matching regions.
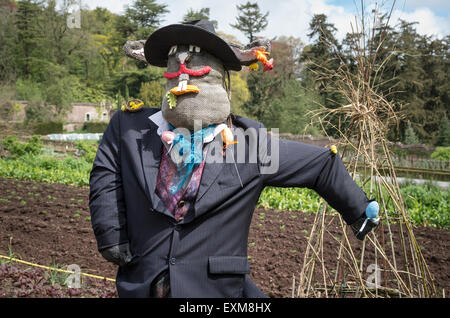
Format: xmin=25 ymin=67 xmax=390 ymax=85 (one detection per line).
xmin=294 ymin=1 xmax=437 ymax=298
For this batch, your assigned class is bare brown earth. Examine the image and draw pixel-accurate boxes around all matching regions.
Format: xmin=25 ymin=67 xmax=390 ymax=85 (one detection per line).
xmin=0 ymin=178 xmax=448 ymax=297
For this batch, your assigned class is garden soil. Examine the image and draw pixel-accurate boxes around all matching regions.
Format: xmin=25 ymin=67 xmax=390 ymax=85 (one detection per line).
xmin=0 ymin=178 xmax=448 ymax=297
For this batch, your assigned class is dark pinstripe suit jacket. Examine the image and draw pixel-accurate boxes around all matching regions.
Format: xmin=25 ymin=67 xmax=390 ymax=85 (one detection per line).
xmin=89 ymin=108 xmax=370 ymax=298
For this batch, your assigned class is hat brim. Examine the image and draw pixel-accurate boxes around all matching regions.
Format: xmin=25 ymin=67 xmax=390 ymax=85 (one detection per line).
xmin=144 ymin=24 xmax=242 ymax=71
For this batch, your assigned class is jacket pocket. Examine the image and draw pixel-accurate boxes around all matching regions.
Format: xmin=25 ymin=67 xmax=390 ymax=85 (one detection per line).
xmin=208 ymin=256 xmax=250 ymax=298
xmin=208 ymin=256 xmax=250 ymax=274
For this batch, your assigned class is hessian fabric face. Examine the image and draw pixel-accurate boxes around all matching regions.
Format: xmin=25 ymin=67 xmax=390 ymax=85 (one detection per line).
xmin=161 ymin=44 xmax=230 ymax=132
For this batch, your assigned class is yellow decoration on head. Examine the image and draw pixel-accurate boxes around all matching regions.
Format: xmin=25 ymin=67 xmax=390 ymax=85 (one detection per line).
xmin=122 ymin=99 xmax=144 ymax=112
xmin=330 ymin=145 xmax=338 ymax=154
xmin=249 ymin=63 xmax=259 ymax=71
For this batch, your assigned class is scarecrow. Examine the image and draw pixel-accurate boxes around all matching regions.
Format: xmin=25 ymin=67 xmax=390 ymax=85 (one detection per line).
xmin=89 ymin=20 xmax=379 ymax=298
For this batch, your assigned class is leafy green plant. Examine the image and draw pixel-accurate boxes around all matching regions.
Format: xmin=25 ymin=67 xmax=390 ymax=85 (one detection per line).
xmin=74 ymin=140 xmax=98 ymax=164
xmin=48 ymin=262 xmax=70 ymax=287
xmin=431 ymin=147 xmax=450 ymax=161
xmin=398 ymin=183 xmax=450 ymax=229
xmin=1 ymin=135 xmax=43 ymax=157
xmin=0 ymin=154 xmax=91 ymax=186
xmin=258 ymin=187 xmax=321 ymax=212
xmin=1 ymin=237 xmax=19 ymax=264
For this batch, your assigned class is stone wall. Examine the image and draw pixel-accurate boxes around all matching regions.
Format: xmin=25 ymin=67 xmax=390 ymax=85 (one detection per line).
xmin=9 ymin=101 xmax=112 ymax=124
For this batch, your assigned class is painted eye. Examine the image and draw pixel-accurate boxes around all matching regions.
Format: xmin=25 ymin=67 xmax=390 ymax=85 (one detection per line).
xmin=189 ymin=45 xmax=201 ymax=53
xmin=168 ymin=45 xmax=177 ymax=56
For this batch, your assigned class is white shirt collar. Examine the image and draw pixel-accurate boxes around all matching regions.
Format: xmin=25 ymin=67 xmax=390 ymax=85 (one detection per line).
xmin=148 ymin=110 xmax=170 ymax=136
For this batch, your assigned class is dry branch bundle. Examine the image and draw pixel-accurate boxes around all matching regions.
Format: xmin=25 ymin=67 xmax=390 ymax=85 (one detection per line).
xmin=294 ymin=1 xmax=437 ymax=298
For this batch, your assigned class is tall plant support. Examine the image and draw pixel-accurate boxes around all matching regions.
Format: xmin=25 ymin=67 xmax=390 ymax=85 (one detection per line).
xmin=294 ymin=1 xmax=437 ymax=298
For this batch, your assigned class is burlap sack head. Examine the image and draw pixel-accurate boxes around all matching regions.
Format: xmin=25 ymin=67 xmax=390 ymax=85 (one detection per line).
xmin=162 ymin=45 xmax=230 ymax=131
xmin=123 ymin=20 xmax=273 ymax=132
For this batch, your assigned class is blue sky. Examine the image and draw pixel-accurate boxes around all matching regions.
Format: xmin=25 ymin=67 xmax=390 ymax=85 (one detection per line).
xmin=74 ymin=0 xmax=449 ymax=44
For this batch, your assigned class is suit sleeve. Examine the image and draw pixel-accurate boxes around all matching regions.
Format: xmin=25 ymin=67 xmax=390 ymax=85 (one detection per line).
xmin=258 ymin=126 xmax=370 ymax=225
xmin=89 ymin=111 xmax=128 ymax=251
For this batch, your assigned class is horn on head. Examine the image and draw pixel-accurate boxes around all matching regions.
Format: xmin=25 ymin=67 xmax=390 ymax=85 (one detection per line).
xmin=123 ymin=40 xmax=148 ymax=63
xmin=229 ymin=37 xmax=272 ymax=66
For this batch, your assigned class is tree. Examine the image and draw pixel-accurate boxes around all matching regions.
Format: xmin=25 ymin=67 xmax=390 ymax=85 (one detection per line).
xmin=242 ymin=70 xmax=283 ymax=123
xmin=39 ymin=0 xmax=87 ymax=66
xmin=139 ymin=80 xmax=165 ymax=108
xmin=436 ymin=116 xmax=450 ymax=147
xmin=242 ymin=36 xmax=309 ymax=130
xmin=0 ymin=0 xmax=17 ymax=83
xmin=182 ymin=7 xmax=218 ymax=28
xmin=125 ymin=0 xmax=168 ymax=36
xmin=370 ymin=19 xmax=449 ymax=144
xmin=404 ymin=121 xmax=419 ymax=145
xmin=108 ymin=67 xmax=164 ymax=100
xmin=300 ymin=14 xmax=342 ymax=109
xmin=15 ymin=0 xmax=44 ymax=77
xmin=229 ymin=72 xmax=250 ymax=116
xmin=230 ymin=1 xmax=268 ymax=43
xmin=270 ymin=36 xmax=303 ymax=80
xmin=415 ymin=34 xmax=449 ymax=144
xmin=272 ymin=79 xmax=320 ymax=135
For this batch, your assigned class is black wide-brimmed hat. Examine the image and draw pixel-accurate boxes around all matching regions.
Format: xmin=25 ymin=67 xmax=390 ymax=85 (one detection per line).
xmin=144 ymin=20 xmax=242 ymax=71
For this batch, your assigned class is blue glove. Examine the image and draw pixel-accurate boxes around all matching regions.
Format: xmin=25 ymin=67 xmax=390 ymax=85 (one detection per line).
xmin=365 ymin=201 xmax=379 ymax=219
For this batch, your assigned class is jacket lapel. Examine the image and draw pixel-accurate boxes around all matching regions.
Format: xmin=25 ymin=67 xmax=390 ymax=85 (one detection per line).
xmin=139 ymin=126 xmax=171 ymax=217
xmin=195 ymin=141 xmax=238 ymax=216
xmin=195 ymin=144 xmax=225 ymax=203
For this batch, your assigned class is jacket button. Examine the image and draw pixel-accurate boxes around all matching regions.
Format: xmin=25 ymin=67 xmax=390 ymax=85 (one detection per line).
xmin=175 ymin=225 xmax=181 ymax=231
xmin=169 ymin=257 xmax=176 ymax=265
xmin=178 ymin=200 xmax=185 ymax=208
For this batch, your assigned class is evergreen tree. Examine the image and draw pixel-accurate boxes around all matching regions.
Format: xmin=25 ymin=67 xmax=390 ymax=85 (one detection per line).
xmin=15 ymin=0 xmax=44 ymax=77
xmin=275 ymin=79 xmax=320 ymax=135
xmin=436 ymin=116 xmax=450 ymax=147
xmin=300 ymin=14 xmax=342 ymax=109
xmin=243 ymin=70 xmax=282 ymax=123
xmin=404 ymin=121 xmax=419 ymax=145
xmin=0 ymin=0 xmax=18 ymax=83
xmin=416 ymin=35 xmax=449 ymax=144
xmin=182 ymin=7 xmax=218 ymax=28
xmin=125 ymin=0 xmax=168 ymax=38
xmin=230 ymin=1 xmax=268 ymax=43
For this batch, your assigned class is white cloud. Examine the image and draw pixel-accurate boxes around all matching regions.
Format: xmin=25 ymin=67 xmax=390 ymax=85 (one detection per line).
xmin=391 ymin=7 xmax=450 ymax=38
